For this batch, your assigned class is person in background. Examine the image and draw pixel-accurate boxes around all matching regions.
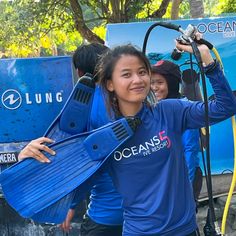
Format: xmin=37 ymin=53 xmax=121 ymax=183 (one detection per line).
xmin=19 ymin=43 xmax=123 ymax=236
xmin=19 ymin=37 xmax=236 ymax=235
xmin=62 ymin=43 xmax=123 ymax=236
xmin=150 ymin=59 xmax=203 ymax=205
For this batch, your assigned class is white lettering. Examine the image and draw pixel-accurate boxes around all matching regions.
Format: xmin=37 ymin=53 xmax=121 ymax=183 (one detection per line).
xmin=24 ymin=92 xmax=63 ymax=105
xmin=143 ymin=150 xmax=151 ymax=156
xmin=113 ymin=134 xmax=171 ymax=161
xmin=114 ymin=151 xmax=122 ymax=161
xmin=122 ymin=148 xmax=132 ymax=158
xmin=139 ymin=144 xmax=147 ymax=152
xmin=153 ymin=135 xmax=161 ymax=145
xmin=46 ymin=93 xmax=53 ymax=103
xmin=56 ymin=92 xmax=63 ymax=102
xmin=144 ymin=140 xmax=155 ymax=148
xmin=25 ymin=93 xmax=32 ymax=104
xmin=35 ymin=94 xmax=42 ymax=104
xmin=1 ymin=89 xmax=65 ymax=110
xmin=0 ymin=153 xmax=17 ymax=163
xmin=130 ymin=146 xmax=138 ymax=155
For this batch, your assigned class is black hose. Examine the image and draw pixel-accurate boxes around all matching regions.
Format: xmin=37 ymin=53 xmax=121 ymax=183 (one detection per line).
xmin=142 ymin=22 xmax=221 ymax=235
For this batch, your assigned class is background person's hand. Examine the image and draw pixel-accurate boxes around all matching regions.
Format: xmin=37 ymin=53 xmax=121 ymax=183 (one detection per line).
xmin=18 ymin=137 xmax=55 ymax=163
xmin=59 ymin=209 xmax=75 ymax=233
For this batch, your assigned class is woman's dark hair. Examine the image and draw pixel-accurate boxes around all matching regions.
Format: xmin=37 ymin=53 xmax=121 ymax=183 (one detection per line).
xmin=72 ymin=43 xmax=109 ymax=82
xmin=97 ymin=44 xmax=151 ymax=117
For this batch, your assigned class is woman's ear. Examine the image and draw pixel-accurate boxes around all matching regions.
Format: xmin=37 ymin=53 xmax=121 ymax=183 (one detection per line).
xmin=77 ymin=69 xmax=84 ymax=78
xmin=106 ymin=80 xmax=114 ymax=92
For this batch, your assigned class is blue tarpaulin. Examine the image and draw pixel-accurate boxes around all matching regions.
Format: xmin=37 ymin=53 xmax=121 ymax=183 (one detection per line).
xmin=0 ymin=56 xmax=74 ymax=143
xmin=0 ymin=56 xmax=74 ymax=171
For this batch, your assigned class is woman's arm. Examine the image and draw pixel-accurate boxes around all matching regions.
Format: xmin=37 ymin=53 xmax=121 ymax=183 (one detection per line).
xmin=182 ymin=129 xmax=200 ymax=183
xmin=175 ymin=41 xmax=236 ymax=129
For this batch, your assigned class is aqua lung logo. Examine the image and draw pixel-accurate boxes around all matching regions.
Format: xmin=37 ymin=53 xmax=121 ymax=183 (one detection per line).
xmin=2 ymin=89 xmax=22 ymax=110
xmin=1 ymin=89 xmax=63 ymax=110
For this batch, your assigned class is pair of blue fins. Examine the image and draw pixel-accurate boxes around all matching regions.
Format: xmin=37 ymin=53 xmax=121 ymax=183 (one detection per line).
xmin=0 ymin=74 xmax=141 ymax=223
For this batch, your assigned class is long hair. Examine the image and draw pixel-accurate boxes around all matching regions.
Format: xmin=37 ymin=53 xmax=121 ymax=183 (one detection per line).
xmin=97 ymin=44 xmax=151 ymax=118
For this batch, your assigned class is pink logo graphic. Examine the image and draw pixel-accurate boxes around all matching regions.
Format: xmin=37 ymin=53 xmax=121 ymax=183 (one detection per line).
xmin=158 ymin=130 xmax=171 ymax=148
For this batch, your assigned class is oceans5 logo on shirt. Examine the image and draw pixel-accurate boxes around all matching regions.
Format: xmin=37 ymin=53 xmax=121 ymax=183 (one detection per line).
xmin=113 ymin=130 xmax=171 ymax=161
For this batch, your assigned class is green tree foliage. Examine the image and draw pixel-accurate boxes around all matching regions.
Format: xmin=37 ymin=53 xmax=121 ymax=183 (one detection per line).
xmin=0 ymin=0 xmax=234 ymax=58
xmin=216 ymin=0 xmax=236 ymax=14
xmin=203 ymin=0 xmax=236 ymax=16
xmin=0 ymin=0 xmax=83 ymax=57
xmin=0 ymin=0 xmax=173 ymax=57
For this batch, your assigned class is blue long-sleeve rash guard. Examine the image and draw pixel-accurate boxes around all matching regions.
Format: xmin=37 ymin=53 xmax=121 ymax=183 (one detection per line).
xmin=182 ymin=129 xmax=201 ymax=183
xmin=108 ymin=62 xmax=236 ymax=235
xmin=86 ymin=85 xmax=124 ymax=225
xmin=70 ymin=86 xmax=124 ymax=225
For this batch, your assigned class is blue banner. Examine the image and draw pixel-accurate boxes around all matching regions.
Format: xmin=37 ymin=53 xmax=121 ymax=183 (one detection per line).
xmin=0 ymin=56 xmax=73 ymax=143
xmin=106 ymin=16 xmax=236 ymax=174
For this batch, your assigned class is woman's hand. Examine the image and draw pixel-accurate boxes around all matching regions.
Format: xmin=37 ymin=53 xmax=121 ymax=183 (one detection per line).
xmin=175 ymin=33 xmax=214 ymax=66
xmin=18 ymin=137 xmax=55 ymax=163
xmin=59 ymin=208 xmax=75 ymax=233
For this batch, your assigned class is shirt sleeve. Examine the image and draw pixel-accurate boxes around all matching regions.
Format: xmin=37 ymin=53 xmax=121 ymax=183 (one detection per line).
xmin=180 ymin=62 xmax=236 ymax=130
xmin=182 ymin=129 xmax=201 ymax=182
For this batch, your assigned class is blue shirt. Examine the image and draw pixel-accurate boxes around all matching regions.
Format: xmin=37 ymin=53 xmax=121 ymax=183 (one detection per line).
xmin=182 ymin=129 xmax=201 ymax=182
xmin=87 ymin=85 xmax=123 ymax=225
xmin=108 ymin=63 xmax=236 ymax=235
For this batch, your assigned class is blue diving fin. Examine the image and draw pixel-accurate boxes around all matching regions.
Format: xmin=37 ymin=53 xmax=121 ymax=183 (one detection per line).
xmin=0 ymin=117 xmax=141 ymax=223
xmin=30 ymin=169 xmax=101 ymax=223
xmin=45 ymin=73 xmax=95 ymax=141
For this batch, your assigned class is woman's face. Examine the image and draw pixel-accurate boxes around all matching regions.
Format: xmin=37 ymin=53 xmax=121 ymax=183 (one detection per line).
xmin=151 ymin=73 xmax=168 ymax=101
xmin=106 ymin=55 xmax=150 ymax=115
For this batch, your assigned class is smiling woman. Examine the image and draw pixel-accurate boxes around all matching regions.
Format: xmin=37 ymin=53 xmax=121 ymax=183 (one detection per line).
xmin=98 ymin=45 xmax=151 ymax=118
xmin=95 ymin=43 xmax=236 ymax=236
xmin=106 ymin=54 xmax=150 ymax=116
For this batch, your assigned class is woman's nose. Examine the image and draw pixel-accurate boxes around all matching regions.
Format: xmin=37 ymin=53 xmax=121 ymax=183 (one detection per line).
xmin=133 ymin=74 xmax=143 ymax=82
xmin=151 ymin=82 xmax=158 ymax=89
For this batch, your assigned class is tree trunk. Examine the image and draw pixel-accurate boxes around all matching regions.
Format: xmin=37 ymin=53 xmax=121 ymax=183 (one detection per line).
xmin=171 ymin=0 xmax=181 ymax=20
xmin=189 ymin=0 xmax=204 ymax=18
xmin=69 ymin=0 xmax=104 ymax=44
xmin=150 ymin=0 xmax=171 ymax=18
xmin=110 ymin=0 xmax=121 ymax=22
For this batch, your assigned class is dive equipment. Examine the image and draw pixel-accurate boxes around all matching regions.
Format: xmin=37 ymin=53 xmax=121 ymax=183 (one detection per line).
xmin=221 ymin=91 xmax=236 ymax=235
xmin=45 ymin=73 xmax=95 ymax=141
xmin=0 ymin=117 xmax=141 ymax=223
xmin=142 ymin=21 xmax=225 ymax=236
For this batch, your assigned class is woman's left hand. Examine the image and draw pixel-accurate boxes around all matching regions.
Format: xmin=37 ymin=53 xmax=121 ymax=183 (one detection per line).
xmin=175 ymin=36 xmax=214 ymax=66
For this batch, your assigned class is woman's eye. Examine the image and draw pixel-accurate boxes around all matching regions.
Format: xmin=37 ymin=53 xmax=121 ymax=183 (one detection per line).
xmin=122 ymin=73 xmax=130 ymax=78
xmin=151 ymin=81 xmax=162 ymax=85
xmin=140 ymin=70 xmax=147 ymax=76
